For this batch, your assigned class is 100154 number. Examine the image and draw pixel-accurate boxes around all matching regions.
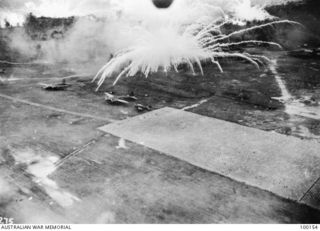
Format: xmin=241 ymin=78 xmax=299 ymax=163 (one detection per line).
xmin=301 ymin=225 xmax=318 ymax=230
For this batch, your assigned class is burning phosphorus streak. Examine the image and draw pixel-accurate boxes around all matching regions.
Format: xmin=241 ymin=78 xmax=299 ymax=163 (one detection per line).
xmin=93 ymin=19 xmax=301 ymax=90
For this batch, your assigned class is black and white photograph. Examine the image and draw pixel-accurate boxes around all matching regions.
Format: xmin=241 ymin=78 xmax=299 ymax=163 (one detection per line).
xmin=0 ymin=0 xmax=320 ymax=228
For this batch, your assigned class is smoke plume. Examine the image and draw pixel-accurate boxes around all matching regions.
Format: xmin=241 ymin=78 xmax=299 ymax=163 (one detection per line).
xmin=0 ymin=0 xmax=304 ymax=68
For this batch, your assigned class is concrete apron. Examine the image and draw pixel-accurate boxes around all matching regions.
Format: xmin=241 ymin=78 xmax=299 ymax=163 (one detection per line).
xmin=99 ymin=107 xmax=320 ymax=209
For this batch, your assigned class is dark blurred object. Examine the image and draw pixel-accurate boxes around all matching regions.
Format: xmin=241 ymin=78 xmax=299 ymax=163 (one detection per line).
xmin=105 ymin=92 xmax=137 ymax=102
xmin=152 ymin=0 xmax=174 ymax=8
xmin=288 ymin=48 xmax=320 ymax=59
xmin=105 ymin=93 xmax=130 ymax=106
xmin=40 ymin=79 xmax=71 ymax=91
xmin=135 ymin=104 xmax=152 ymax=113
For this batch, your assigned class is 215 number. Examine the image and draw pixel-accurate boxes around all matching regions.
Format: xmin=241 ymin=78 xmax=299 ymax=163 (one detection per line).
xmin=0 ymin=217 xmax=14 ymax=224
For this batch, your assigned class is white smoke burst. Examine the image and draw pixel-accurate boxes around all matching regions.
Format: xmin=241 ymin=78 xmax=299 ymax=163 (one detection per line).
xmin=91 ymin=0 xmax=302 ymax=88
xmin=93 ymin=19 xmax=299 ymax=88
xmin=0 ymin=0 xmax=303 ymax=87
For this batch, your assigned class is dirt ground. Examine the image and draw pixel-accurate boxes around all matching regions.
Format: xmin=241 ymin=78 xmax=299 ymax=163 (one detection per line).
xmin=0 ymin=48 xmax=320 ymax=223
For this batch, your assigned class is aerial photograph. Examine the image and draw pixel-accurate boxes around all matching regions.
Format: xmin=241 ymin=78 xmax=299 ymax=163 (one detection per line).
xmin=0 ymin=0 xmax=319 ymax=228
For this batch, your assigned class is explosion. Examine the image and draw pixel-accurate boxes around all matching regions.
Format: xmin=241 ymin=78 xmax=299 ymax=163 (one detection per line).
xmin=92 ymin=0 xmax=301 ymax=89
xmin=0 ymin=0 xmax=303 ymax=88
